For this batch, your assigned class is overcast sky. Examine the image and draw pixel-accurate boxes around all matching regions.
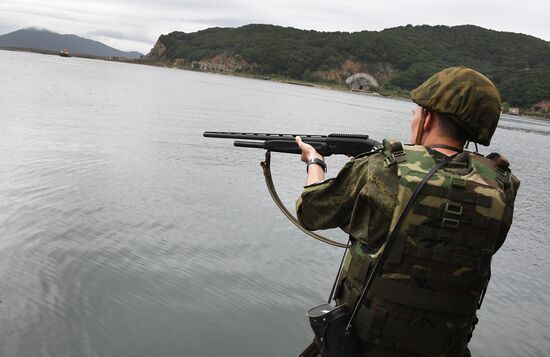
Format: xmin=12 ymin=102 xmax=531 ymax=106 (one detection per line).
xmin=1 ymin=0 xmax=549 ymax=54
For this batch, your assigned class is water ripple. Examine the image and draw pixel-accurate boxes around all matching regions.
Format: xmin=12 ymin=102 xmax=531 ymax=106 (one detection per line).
xmin=0 ymin=50 xmax=548 ymax=356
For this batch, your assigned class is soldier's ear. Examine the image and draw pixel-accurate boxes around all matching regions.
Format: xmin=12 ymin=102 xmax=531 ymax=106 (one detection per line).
xmin=423 ymin=110 xmax=433 ymax=131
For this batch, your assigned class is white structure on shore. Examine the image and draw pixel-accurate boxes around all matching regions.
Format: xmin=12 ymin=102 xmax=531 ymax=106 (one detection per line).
xmin=345 ymin=73 xmax=379 ymax=91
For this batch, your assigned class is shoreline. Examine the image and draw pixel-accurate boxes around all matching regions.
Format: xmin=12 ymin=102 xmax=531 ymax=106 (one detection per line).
xmin=155 ymin=62 xmax=413 ymax=102
xmin=145 ymin=62 xmax=550 ymax=120
xmin=3 ymin=47 xmax=548 ymax=121
xmin=0 ymin=46 xmax=138 ymax=62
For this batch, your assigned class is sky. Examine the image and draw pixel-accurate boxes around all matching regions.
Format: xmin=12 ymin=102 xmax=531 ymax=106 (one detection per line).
xmin=1 ymin=0 xmax=549 ymax=54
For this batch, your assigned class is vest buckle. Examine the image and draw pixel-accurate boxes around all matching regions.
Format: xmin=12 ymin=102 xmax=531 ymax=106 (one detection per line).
xmin=442 ymin=218 xmax=460 ymax=229
xmin=384 ymin=151 xmax=406 ymax=167
xmin=445 ymin=202 xmax=463 ymax=216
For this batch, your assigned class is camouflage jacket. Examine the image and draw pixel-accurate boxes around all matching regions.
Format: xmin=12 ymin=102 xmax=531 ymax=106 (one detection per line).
xmin=296 ymin=142 xmax=520 ymax=356
xmin=296 ymin=145 xmax=518 ymax=252
xmin=296 ymin=148 xmax=398 ymax=249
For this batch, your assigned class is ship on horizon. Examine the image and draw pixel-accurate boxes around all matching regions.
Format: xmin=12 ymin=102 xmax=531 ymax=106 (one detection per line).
xmin=59 ymin=48 xmax=71 ymax=57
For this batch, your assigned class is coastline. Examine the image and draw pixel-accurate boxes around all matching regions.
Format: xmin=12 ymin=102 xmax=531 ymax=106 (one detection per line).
xmin=141 ymin=62 xmax=550 ymax=119
xmin=155 ymin=61 xmax=413 ymax=102
xmin=3 ymin=47 xmax=548 ymax=120
xmin=218 ymin=69 xmax=550 ymax=120
xmin=0 ymin=46 xmax=138 ymax=62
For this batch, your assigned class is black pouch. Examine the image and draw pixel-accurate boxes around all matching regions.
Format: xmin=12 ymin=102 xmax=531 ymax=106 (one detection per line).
xmin=307 ymin=303 xmax=359 ymax=357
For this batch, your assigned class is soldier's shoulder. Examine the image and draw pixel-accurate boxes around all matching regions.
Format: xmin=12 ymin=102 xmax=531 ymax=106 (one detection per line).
xmin=352 ymin=145 xmax=385 ymax=161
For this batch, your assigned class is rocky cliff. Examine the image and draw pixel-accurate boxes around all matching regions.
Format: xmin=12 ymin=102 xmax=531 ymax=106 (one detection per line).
xmin=144 ymin=24 xmax=550 ymax=109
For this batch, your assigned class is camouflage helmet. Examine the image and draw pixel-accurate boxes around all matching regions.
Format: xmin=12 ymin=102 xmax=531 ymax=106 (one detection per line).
xmin=410 ymin=67 xmax=501 ymax=146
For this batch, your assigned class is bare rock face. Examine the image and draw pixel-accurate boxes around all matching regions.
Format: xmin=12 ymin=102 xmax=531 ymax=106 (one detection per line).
xmin=191 ymin=53 xmax=254 ymax=72
xmin=144 ymin=40 xmax=167 ymax=61
xmin=312 ymin=58 xmax=395 ymax=85
xmin=313 ymin=69 xmax=345 ymax=82
xmin=208 ymin=53 xmax=254 ymax=71
xmin=531 ymin=100 xmax=550 ymax=113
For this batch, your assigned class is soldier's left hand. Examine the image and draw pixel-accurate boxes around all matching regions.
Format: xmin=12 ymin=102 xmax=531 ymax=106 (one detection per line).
xmin=296 ymin=136 xmax=324 ymax=163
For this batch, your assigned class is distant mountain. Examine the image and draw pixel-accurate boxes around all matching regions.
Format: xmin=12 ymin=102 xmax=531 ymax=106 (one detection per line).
xmin=0 ymin=28 xmax=142 ymax=59
xmin=146 ymin=24 xmax=550 ymax=109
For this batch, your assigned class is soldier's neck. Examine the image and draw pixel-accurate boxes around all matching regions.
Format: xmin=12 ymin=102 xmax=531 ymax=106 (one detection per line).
xmin=422 ymin=134 xmax=465 ymax=156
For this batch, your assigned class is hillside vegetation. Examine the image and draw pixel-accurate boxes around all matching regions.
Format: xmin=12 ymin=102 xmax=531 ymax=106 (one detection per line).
xmin=145 ymin=24 xmax=550 ymax=111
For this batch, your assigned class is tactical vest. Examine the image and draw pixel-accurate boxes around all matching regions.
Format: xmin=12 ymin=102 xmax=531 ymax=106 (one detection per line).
xmin=339 ymin=141 xmax=512 ymax=356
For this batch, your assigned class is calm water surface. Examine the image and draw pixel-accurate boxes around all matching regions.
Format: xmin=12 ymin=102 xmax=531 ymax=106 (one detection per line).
xmin=0 ymin=50 xmax=548 ymax=356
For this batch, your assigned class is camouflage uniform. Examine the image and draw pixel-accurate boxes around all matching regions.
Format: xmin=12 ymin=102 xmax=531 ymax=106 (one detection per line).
xmin=296 ymin=67 xmax=520 ymax=356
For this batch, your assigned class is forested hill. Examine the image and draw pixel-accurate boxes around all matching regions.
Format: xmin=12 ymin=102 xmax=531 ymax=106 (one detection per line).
xmin=145 ymin=24 xmax=550 ymax=111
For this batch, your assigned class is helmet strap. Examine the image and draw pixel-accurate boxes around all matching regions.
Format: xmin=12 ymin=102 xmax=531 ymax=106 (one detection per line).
xmin=414 ymin=109 xmax=428 ymax=145
xmin=465 ymin=141 xmax=480 ymax=153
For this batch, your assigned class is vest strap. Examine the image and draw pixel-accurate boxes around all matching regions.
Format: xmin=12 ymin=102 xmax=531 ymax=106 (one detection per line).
xmin=403 ymin=246 xmax=477 ymax=267
xmin=391 ymin=265 xmax=480 ymax=287
xmin=421 ymin=185 xmax=492 ymax=208
xmin=469 ymin=153 xmax=511 ymax=190
xmin=413 ymin=203 xmax=489 ymax=229
xmin=370 ymin=279 xmax=480 ymax=314
xmin=340 ymin=276 xmax=362 ymax=307
xmin=409 ymin=225 xmax=487 ymax=249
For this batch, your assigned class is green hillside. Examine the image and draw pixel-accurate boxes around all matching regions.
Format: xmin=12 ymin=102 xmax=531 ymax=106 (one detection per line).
xmin=146 ymin=24 xmax=550 ymax=111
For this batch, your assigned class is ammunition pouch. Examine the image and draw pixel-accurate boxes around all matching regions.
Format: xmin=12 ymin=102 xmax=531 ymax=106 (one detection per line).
xmin=307 ymin=303 xmax=359 ymax=357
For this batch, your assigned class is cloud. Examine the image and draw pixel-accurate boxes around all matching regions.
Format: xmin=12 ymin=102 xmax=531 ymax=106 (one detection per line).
xmin=87 ymin=29 xmax=148 ymax=43
xmin=0 ymin=0 xmax=548 ymax=53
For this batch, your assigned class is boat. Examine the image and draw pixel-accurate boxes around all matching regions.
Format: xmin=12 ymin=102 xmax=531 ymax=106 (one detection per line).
xmin=59 ymin=48 xmax=71 ymax=57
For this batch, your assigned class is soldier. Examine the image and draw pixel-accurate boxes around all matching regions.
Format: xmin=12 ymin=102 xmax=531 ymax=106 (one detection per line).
xmin=296 ymin=67 xmax=520 ymax=356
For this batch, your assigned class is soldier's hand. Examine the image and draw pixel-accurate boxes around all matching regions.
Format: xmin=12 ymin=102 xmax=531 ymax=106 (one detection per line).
xmin=296 ymin=136 xmax=324 ymax=163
